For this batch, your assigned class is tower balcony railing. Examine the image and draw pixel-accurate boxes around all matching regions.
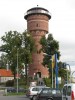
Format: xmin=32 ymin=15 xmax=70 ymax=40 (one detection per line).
xmin=24 ymin=9 xmax=51 ymax=19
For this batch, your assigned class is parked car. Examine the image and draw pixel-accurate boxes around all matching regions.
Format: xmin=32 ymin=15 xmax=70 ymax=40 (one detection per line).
xmin=17 ymin=87 xmax=26 ymax=93
xmin=6 ymin=87 xmax=16 ymax=93
xmin=26 ymin=85 xmax=46 ymax=100
xmin=62 ymin=83 xmax=75 ymax=100
xmin=36 ymin=88 xmax=62 ymax=100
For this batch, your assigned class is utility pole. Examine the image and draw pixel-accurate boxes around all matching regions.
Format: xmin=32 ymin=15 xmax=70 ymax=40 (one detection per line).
xmin=17 ymin=49 xmax=19 ymax=93
xmin=55 ymin=53 xmax=58 ymax=89
xmin=66 ymin=63 xmax=71 ymax=83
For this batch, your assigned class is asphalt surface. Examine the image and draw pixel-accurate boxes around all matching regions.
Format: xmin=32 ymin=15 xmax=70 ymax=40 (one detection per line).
xmin=0 ymin=95 xmax=29 ymax=100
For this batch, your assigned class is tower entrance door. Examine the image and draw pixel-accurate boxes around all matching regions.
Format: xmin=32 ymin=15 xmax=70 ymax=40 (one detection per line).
xmin=36 ymin=72 xmax=41 ymax=79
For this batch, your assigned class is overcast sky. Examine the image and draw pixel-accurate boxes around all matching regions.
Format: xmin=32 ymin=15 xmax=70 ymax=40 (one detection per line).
xmin=0 ymin=0 xmax=75 ymax=74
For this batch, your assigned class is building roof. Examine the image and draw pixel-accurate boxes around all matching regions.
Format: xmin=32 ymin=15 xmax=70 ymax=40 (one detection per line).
xmin=0 ymin=69 xmax=14 ymax=77
xmin=24 ymin=6 xmax=51 ymax=20
xmin=27 ymin=7 xmax=49 ymax=12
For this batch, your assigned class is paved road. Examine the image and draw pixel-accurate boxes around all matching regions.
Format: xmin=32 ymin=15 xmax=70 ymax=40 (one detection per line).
xmin=0 ymin=95 xmax=29 ymax=100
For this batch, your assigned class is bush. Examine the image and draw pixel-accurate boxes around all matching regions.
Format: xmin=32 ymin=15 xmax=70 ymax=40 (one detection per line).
xmin=6 ymin=80 xmax=14 ymax=87
xmin=43 ymin=78 xmax=51 ymax=87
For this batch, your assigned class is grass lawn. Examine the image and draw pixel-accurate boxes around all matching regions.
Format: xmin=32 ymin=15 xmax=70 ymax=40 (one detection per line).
xmin=5 ymin=92 xmax=25 ymax=96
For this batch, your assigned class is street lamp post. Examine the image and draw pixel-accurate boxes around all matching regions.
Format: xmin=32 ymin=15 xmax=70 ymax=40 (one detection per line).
xmin=72 ymin=71 xmax=75 ymax=76
xmin=64 ymin=63 xmax=71 ymax=83
xmin=71 ymin=71 xmax=75 ymax=83
xmin=55 ymin=53 xmax=58 ymax=89
xmin=66 ymin=64 xmax=71 ymax=83
xmin=17 ymin=49 xmax=19 ymax=93
xmin=52 ymin=65 xmax=53 ymax=88
xmin=22 ymin=34 xmax=29 ymax=85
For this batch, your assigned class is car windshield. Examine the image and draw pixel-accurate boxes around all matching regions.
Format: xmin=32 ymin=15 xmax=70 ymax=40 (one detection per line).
xmin=32 ymin=87 xmax=42 ymax=91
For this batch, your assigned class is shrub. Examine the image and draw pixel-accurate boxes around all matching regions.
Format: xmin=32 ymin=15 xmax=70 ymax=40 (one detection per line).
xmin=6 ymin=80 xmax=14 ymax=87
xmin=43 ymin=78 xmax=51 ymax=87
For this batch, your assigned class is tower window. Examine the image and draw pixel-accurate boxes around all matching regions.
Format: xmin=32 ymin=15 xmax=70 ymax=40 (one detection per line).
xmin=36 ymin=24 xmax=39 ymax=27
xmin=36 ymin=31 xmax=39 ymax=34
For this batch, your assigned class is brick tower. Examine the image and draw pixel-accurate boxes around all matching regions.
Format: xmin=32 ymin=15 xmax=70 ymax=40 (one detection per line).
xmin=24 ymin=6 xmax=51 ymax=78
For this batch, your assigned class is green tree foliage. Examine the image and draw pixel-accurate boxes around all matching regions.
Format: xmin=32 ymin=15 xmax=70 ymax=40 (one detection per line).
xmin=58 ymin=61 xmax=69 ymax=83
xmin=58 ymin=62 xmax=67 ymax=76
xmin=40 ymin=34 xmax=67 ymax=83
xmin=0 ymin=30 xmax=35 ymax=81
xmin=0 ymin=31 xmax=22 ymax=78
xmin=40 ymin=34 xmax=60 ymax=68
xmin=40 ymin=33 xmax=61 ymax=83
xmin=21 ymin=31 xmax=35 ymax=64
xmin=0 ymin=53 xmax=7 ymax=69
xmin=20 ymin=31 xmax=35 ymax=84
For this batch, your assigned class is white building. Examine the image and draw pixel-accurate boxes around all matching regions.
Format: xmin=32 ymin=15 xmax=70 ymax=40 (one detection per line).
xmin=0 ymin=69 xmax=14 ymax=83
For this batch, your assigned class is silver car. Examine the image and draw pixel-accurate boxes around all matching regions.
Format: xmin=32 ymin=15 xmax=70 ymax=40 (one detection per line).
xmin=26 ymin=86 xmax=46 ymax=100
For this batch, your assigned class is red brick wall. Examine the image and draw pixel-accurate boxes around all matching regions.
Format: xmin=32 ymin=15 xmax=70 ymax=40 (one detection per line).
xmin=26 ymin=14 xmax=50 ymax=78
xmin=27 ymin=15 xmax=49 ymax=32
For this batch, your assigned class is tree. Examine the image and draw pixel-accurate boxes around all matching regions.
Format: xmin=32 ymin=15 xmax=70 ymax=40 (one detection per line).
xmin=58 ymin=61 xmax=71 ymax=84
xmin=20 ymin=30 xmax=35 ymax=84
xmin=0 ymin=53 xmax=7 ymax=69
xmin=0 ymin=31 xmax=22 ymax=78
xmin=40 ymin=34 xmax=68 ymax=85
xmin=0 ymin=30 xmax=35 ymax=83
xmin=40 ymin=34 xmax=60 ymax=79
xmin=40 ymin=34 xmax=60 ymax=68
xmin=58 ymin=61 xmax=67 ymax=80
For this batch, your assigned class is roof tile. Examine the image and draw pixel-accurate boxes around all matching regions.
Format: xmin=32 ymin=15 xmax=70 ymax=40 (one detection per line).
xmin=0 ymin=69 xmax=13 ymax=77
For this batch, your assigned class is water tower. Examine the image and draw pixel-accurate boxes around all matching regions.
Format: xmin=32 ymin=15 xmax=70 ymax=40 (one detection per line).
xmin=24 ymin=6 xmax=51 ymax=78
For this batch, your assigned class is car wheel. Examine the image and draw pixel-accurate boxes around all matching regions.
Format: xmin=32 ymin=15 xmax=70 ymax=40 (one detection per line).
xmin=30 ymin=98 xmax=33 ymax=100
xmin=33 ymin=96 xmax=37 ymax=100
